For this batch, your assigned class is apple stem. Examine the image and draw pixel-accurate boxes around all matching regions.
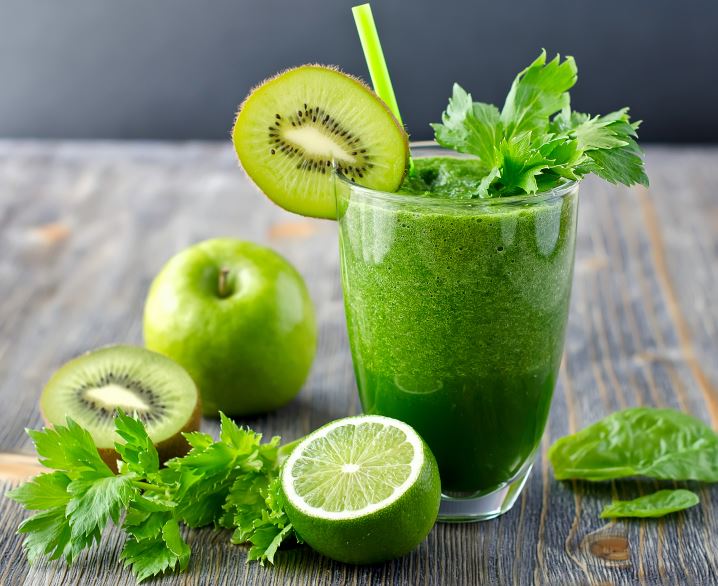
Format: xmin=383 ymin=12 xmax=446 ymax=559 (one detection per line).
xmin=218 ymin=267 xmax=231 ymax=298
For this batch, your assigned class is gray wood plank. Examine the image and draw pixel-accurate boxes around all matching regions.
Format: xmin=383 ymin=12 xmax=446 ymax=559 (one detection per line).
xmin=0 ymin=141 xmax=715 ymax=585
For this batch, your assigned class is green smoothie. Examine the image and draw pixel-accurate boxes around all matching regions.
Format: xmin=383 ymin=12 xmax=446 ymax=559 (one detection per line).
xmin=338 ymin=157 xmax=578 ymax=493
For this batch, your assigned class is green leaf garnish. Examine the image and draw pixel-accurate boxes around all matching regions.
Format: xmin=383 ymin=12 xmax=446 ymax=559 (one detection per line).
xmin=501 ymin=51 xmax=577 ymax=139
xmin=548 ymin=407 xmax=718 ymax=482
xmin=8 ymin=471 xmax=71 ymax=511
xmin=9 ymin=471 xmax=75 ymax=563
xmin=114 ymin=409 xmax=160 ymax=476
xmin=167 ymin=412 xmax=281 ymax=528
xmin=16 ymin=505 xmax=76 ymax=563
xmin=120 ymin=526 xmax=187 ymax=583
xmin=7 ymin=412 xmax=298 ymax=583
xmin=28 ymin=417 xmax=114 ymax=474
xmin=430 ymin=85 xmax=502 ymax=167
xmin=9 ymin=418 xmax=132 ymax=564
xmin=429 ymin=50 xmax=648 ymax=197
xmin=235 ymin=477 xmax=298 ymax=565
xmin=600 ymin=489 xmax=700 ymax=519
xmin=65 ymin=474 xmax=136 ymax=539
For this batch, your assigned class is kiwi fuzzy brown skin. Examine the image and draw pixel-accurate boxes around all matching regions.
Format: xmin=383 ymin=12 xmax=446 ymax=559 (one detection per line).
xmin=232 ymin=64 xmax=410 ymax=219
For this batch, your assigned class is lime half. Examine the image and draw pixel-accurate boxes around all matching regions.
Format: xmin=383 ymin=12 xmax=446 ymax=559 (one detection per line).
xmin=281 ymin=415 xmax=440 ymax=564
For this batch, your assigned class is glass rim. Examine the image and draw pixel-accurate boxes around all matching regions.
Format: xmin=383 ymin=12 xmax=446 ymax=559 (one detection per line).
xmin=335 ymin=140 xmax=578 ymax=209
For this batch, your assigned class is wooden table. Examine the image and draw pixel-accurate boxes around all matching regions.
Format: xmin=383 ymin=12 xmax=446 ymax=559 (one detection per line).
xmin=0 ymin=142 xmax=716 ymax=585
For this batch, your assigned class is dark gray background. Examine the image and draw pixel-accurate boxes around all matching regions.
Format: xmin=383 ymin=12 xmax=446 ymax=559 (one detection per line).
xmin=1 ymin=0 xmax=715 ymax=142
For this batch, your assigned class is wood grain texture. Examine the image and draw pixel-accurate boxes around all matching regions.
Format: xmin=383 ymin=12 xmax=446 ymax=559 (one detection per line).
xmin=0 ymin=141 xmax=716 ymax=585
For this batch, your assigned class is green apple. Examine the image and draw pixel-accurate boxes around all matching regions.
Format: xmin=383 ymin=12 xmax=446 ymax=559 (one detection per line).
xmin=143 ymin=238 xmax=317 ymax=417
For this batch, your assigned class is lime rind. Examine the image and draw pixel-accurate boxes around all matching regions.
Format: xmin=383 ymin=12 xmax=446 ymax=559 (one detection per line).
xmin=282 ymin=415 xmax=424 ymax=521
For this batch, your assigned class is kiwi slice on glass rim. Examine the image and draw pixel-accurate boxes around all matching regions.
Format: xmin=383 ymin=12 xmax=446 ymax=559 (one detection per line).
xmin=232 ymin=65 xmax=409 ymax=219
xmin=39 ymin=345 xmax=200 ymax=471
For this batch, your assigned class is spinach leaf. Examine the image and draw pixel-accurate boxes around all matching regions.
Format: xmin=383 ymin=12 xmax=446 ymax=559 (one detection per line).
xmin=548 ymin=408 xmax=718 ymax=482
xmin=600 ymin=489 xmax=699 ymax=519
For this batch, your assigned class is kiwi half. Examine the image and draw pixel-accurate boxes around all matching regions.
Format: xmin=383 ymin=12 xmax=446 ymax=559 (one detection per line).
xmin=39 ymin=345 xmax=200 ymax=471
xmin=232 ymin=65 xmax=409 ymax=219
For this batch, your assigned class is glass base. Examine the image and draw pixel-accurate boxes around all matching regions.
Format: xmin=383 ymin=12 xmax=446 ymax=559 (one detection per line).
xmin=438 ymin=461 xmax=533 ymax=522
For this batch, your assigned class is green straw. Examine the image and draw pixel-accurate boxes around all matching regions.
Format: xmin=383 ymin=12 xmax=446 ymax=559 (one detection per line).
xmin=352 ymin=3 xmax=404 ymax=127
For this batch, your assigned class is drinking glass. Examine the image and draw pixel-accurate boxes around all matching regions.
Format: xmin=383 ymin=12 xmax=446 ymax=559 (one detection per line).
xmin=336 ymin=143 xmax=579 ymax=521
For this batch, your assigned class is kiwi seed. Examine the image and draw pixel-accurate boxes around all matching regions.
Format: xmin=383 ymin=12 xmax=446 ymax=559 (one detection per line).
xmin=232 ymin=64 xmax=409 ymax=219
xmin=264 ymin=104 xmax=374 ymax=182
